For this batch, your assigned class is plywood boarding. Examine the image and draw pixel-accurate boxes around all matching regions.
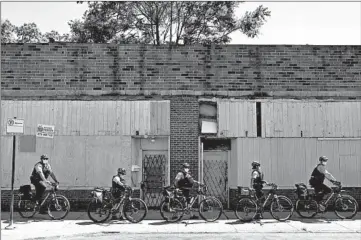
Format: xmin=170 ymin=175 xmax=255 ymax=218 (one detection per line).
xmin=262 ymin=101 xmax=361 ymax=138
xmin=1 ymin=100 xmax=170 ymax=136
xmin=217 ymin=100 xmax=257 ymax=137
xmin=234 ymin=138 xmax=361 ymax=188
xmin=1 ymin=136 xmax=132 ymax=188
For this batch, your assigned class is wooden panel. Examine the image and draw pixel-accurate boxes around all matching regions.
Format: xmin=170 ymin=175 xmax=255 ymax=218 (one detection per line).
xmin=1 ymin=100 xmax=170 ymax=136
xmin=261 ymin=100 xmax=361 ymax=138
xmin=217 ymin=100 xmax=257 ymax=138
xmin=85 ymin=136 xmax=132 ymax=187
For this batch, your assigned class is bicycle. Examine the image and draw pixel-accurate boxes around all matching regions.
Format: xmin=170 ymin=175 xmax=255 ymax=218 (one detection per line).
xmin=295 ymin=181 xmax=359 ymax=219
xmin=87 ymin=186 xmax=148 ymax=223
xmin=235 ymin=182 xmax=294 ymax=222
xmin=159 ymin=184 xmax=223 ymax=222
xmin=17 ymin=182 xmax=70 ymax=220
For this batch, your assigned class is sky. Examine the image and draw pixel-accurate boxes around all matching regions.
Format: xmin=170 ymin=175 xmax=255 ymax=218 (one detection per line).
xmin=1 ymin=1 xmax=361 ymax=45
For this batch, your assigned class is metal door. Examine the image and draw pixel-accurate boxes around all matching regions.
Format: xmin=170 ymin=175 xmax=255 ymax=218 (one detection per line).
xmin=203 ymin=150 xmax=229 ymax=208
xmin=142 ymin=151 xmax=167 ymax=209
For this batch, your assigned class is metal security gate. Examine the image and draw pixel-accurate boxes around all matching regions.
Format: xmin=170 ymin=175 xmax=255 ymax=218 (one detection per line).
xmin=142 ymin=151 xmax=167 ymax=209
xmin=203 ymin=151 xmax=229 ymax=208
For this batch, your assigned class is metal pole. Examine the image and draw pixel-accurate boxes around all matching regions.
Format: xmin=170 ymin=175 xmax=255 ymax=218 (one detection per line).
xmin=5 ymin=134 xmax=16 ymax=230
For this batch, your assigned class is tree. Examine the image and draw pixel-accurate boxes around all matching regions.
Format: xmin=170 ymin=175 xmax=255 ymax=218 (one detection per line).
xmin=71 ymin=1 xmax=271 ymax=45
xmin=14 ymin=22 xmax=44 ymax=43
xmin=1 ymin=19 xmax=16 ymax=43
xmin=1 ymin=19 xmax=72 ymax=43
xmin=42 ymin=30 xmax=72 ymax=42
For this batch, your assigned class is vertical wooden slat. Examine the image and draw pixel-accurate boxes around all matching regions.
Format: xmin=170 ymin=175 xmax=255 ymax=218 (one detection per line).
xmin=126 ymin=101 xmax=132 ymax=135
xmin=358 ymin=102 xmax=361 ymax=137
xmin=61 ymin=101 xmax=68 ymax=135
xmin=236 ymin=101 xmax=242 ymax=137
xmin=145 ymin=101 xmax=151 ymax=135
xmin=165 ymin=101 xmax=170 ymax=134
xmin=115 ymin=101 xmax=120 ymax=135
xmin=232 ymin=102 xmax=238 ymax=138
xmin=260 ymin=101 xmax=266 ymax=138
xmin=92 ymin=101 xmax=98 ymax=135
xmin=120 ymin=101 xmax=125 ymax=135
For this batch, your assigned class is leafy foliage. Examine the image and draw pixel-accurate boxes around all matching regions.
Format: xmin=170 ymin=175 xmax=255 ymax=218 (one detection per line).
xmin=1 ymin=19 xmax=71 ymax=43
xmin=70 ymin=1 xmax=271 ymax=45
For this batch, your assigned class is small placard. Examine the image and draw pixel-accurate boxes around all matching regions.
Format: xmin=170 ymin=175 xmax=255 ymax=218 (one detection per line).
xmin=6 ymin=118 xmax=24 ymax=134
xmin=36 ymin=124 xmax=55 ymax=138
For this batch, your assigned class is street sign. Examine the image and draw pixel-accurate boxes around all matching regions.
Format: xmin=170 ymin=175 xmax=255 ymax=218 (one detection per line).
xmin=36 ymin=124 xmax=55 ymax=138
xmin=6 ymin=118 xmax=24 ymax=134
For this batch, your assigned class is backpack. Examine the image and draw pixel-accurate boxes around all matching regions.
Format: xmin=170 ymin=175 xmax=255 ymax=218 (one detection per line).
xmin=19 ymin=185 xmax=33 ymax=200
xmin=295 ymin=183 xmax=309 ymax=200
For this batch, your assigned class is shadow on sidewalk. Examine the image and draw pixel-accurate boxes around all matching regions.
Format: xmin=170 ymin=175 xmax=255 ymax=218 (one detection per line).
xmin=148 ymin=221 xmax=177 ymax=225
xmin=76 ymin=220 xmax=133 ymax=226
xmin=291 ymin=213 xmax=361 ymax=224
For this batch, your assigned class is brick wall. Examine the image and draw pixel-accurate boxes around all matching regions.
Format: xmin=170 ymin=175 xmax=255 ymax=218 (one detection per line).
xmin=170 ymin=96 xmax=199 ymax=181
xmin=2 ymin=44 xmax=361 ymax=99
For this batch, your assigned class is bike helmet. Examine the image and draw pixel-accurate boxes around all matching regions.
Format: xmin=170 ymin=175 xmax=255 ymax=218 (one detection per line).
xmin=319 ymin=156 xmax=328 ymax=162
xmin=182 ymin=163 xmax=190 ymax=168
xmin=40 ymin=154 xmax=49 ymax=160
xmin=118 ymin=168 xmax=126 ymax=175
xmin=251 ymin=161 xmax=260 ymax=168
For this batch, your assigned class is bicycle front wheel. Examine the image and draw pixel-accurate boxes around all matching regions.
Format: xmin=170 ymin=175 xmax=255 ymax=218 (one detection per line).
xmin=270 ymin=195 xmax=294 ymax=221
xmin=123 ymin=198 xmax=148 ymax=223
xmin=47 ymin=195 xmax=71 ymax=220
xmin=199 ymin=197 xmax=223 ymax=222
xmin=235 ymin=198 xmax=258 ymax=222
xmin=18 ymin=197 xmax=36 ymax=218
xmin=295 ymin=199 xmax=318 ymax=218
xmin=87 ymin=198 xmax=111 ymax=223
xmin=160 ymin=198 xmax=184 ymax=222
xmin=334 ymin=195 xmax=359 ymax=219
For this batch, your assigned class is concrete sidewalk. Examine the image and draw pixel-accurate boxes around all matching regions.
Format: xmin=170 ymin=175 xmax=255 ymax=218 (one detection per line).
xmin=1 ymin=212 xmax=360 ymax=240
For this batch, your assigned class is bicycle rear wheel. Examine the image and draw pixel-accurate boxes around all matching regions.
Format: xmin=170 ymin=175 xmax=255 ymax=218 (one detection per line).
xmin=87 ymin=198 xmax=112 ymax=223
xmin=160 ymin=198 xmax=184 ymax=222
xmin=295 ymin=199 xmax=318 ymax=218
xmin=18 ymin=197 xmax=36 ymax=218
xmin=199 ymin=197 xmax=223 ymax=222
xmin=270 ymin=195 xmax=294 ymax=221
xmin=47 ymin=195 xmax=71 ymax=220
xmin=235 ymin=198 xmax=258 ymax=222
xmin=123 ymin=198 xmax=148 ymax=223
xmin=334 ymin=195 xmax=358 ymax=219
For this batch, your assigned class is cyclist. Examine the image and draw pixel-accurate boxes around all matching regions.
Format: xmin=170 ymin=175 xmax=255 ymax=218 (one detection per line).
xmin=30 ymin=154 xmax=59 ymax=208
xmin=309 ymin=156 xmax=340 ymax=202
xmin=111 ymin=168 xmax=128 ymax=220
xmin=250 ymin=161 xmax=265 ymax=219
xmin=174 ymin=163 xmax=202 ymax=220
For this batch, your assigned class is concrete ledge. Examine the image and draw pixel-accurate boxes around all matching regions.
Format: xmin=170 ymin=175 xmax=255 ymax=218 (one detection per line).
xmin=2 ymin=90 xmax=361 ymax=100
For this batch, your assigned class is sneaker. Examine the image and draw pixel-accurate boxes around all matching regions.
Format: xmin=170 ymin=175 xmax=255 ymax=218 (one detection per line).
xmin=189 ymin=215 xmax=199 ymax=220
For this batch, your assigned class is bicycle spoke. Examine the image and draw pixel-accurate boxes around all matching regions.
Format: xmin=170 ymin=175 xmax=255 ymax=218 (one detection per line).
xmin=270 ymin=196 xmax=294 ymax=221
xmin=199 ymin=197 xmax=223 ymax=222
xmin=334 ymin=196 xmax=358 ymax=219
xmin=123 ymin=199 xmax=148 ymax=223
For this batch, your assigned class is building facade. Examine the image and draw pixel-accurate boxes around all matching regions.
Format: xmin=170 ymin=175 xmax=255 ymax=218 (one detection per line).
xmin=1 ymin=43 xmax=361 ymax=210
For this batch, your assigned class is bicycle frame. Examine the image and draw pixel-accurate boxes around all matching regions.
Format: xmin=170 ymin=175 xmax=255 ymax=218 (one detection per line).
xmin=250 ymin=184 xmax=279 ymax=210
xmin=110 ymin=188 xmax=133 ymax=215
xmin=174 ymin=186 xmax=207 ymax=213
xmin=34 ymin=184 xmax=59 ymax=210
